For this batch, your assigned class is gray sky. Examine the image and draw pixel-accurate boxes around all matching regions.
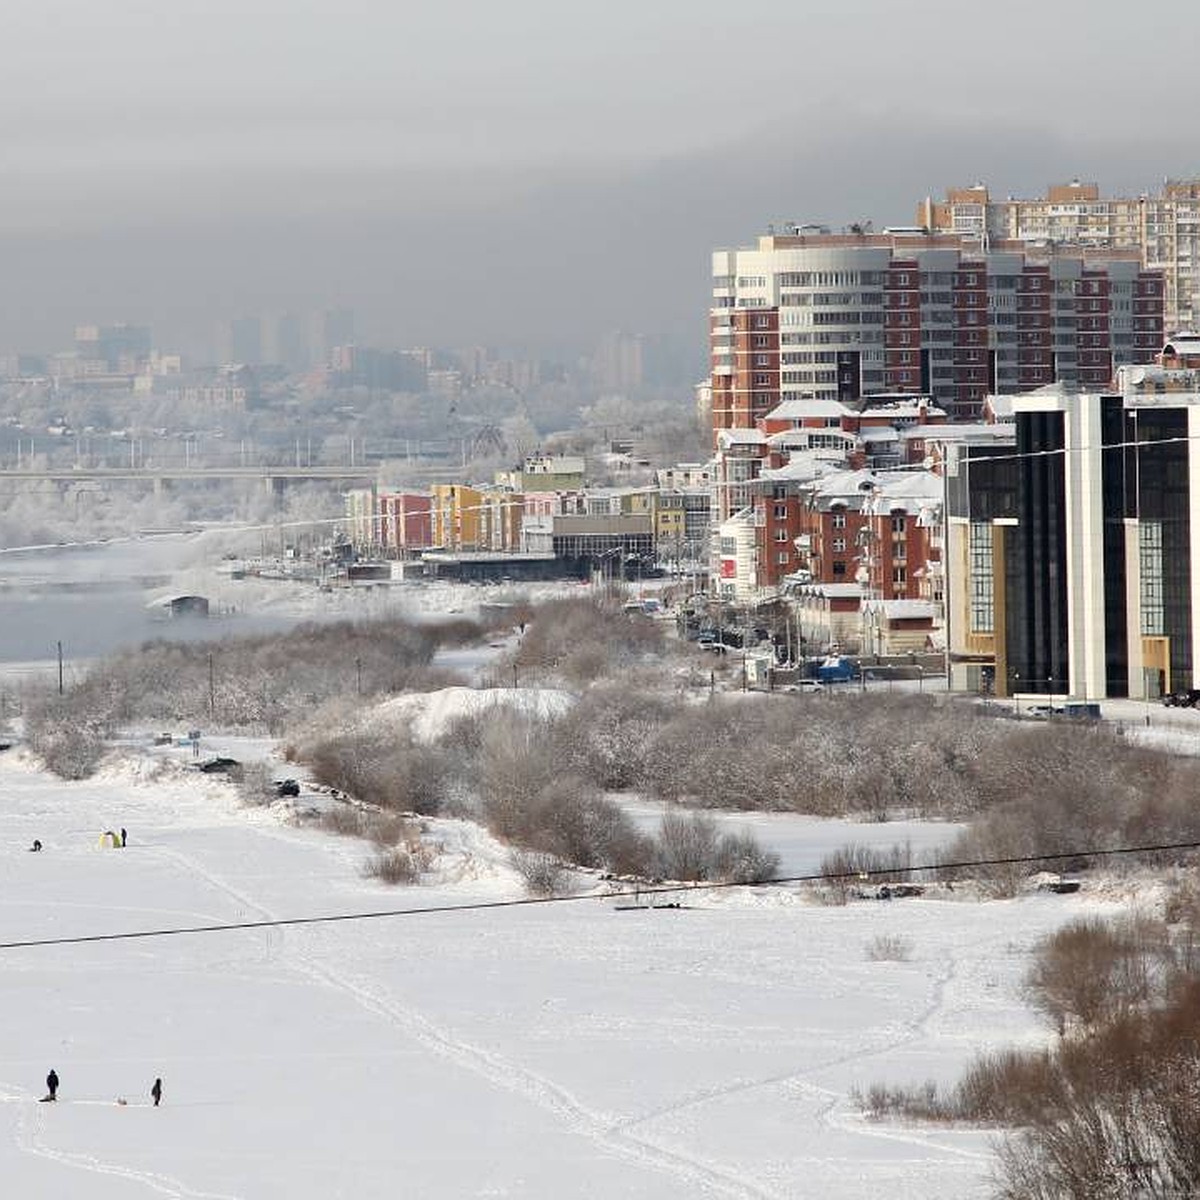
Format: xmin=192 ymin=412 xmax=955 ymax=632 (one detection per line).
xmin=2 ymin=0 xmax=1197 ymax=370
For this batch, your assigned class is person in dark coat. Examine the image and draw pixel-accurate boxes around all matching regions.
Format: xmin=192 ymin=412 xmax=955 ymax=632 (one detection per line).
xmin=46 ymin=1069 xmax=59 ymax=1101
xmin=151 ymin=1077 xmax=162 ymax=1107
xmin=30 ymin=839 xmax=42 ymax=852
xmin=120 ymin=828 xmax=127 ymax=848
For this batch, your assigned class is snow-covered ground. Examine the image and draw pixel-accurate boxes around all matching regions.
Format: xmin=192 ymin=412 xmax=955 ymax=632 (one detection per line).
xmin=0 ymin=748 xmax=1133 ymax=1199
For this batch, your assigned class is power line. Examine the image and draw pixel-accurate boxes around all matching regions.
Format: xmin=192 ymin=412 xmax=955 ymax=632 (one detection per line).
xmin=2 ymin=837 xmax=1197 ymax=953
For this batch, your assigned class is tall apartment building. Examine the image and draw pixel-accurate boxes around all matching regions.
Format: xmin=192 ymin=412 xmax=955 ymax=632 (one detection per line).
xmin=711 ymin=229 xmax=1163 ymax=427
xmin=74 ymin=323 xmax=152 ymax=371
xmin=918 ymin=180 xmax=1200 ymax=333
xmin=945 ymin=338 xmax=1200 ymax=700
xmin=222 ymin=316 xmax=263 ymax=366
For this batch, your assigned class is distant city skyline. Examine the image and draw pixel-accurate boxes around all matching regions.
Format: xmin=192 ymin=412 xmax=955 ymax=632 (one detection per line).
xmin=2 ymin=2 xmax=1199 ymax=379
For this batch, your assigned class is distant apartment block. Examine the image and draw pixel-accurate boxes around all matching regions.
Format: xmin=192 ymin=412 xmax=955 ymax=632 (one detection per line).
xmin=495 ymin=455 xmax=586 ymax=492
xmin=74 ymin=323 xmax=152 ymax=372
xmin=945 ymin=336 xmax=1200 ymax=700
xmin=271 ymin=312 xmax=310 ymax=371
xmin=592 ymin=330 xmax=645 ymax=393
xmin=918 ymin=180 xmax=1200 ymax=333
xmin=711 ymin=228 xmax=1163 ymax=426
xmin=321 ymin=308 xmax=355 ymax=360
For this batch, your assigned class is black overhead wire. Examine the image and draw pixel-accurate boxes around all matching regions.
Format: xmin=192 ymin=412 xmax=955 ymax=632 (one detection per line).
xmin=2 ymin=838 xmax=1198 ymax=953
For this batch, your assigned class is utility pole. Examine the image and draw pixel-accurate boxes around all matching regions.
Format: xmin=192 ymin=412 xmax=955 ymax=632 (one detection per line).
xmin=57 ymin=641 xmax=63 ymax=695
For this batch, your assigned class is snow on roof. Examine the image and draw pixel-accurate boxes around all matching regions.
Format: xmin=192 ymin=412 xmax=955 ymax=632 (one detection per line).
xmin=764 ymin=398 xmax=856 ymax=421
xmin=858 ymin=427 xmax=900 ymax=442
xmin=875 ymin=471 xmax=940 ymax=499
xmin=792 ymin=582 xmax=866 ymax=599
xmin=759 ymin=455 xmax=832 ymax=482
xmin=718 ymin=427 xmax=767 ymax=446
xmin=920 ymin=422 xmax=1015 ymax=442
xmin=863 ymin=599 xmax=938 ymax=621
xmin=858 ymin=402 xmax=947 ymax=419
xmin=813 ymin=468 xmax=878 ymax=497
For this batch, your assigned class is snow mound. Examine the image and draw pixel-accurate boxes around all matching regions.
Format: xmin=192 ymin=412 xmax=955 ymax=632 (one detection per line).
xmin=367 ymin=686 xmax=574 ymax=743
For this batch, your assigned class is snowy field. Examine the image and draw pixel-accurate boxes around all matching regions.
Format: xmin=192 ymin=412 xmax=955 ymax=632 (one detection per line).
xmin=0 ymin=750 xmax=1133 ymax=1199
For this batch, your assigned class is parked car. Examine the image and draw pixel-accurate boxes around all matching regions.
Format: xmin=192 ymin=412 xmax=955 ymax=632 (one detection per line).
xmin=782 ymin=680 xmax=825 ymax=693
xmin=1162 ymin=689 xmax=1200 ymax=708
xmin=199 ymin=756 xmax=240 ymax=774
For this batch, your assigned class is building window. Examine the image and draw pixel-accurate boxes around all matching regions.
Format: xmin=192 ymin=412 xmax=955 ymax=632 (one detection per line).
xmin=1140 ymin=520 xmax=1165 ymax=635
xmin=832 ymin=561 xmax=847 ymax=577
xmin=832 ymin=537 xmax=846 ymax=552
xmin=831 ymin=510 xmax=847 ymax=528
xmin=969 ymin=520 xmax=994 ymax=633
xmin=774 ymin=528 xmax=789 ymax=543
xmin=892 ymin=566 xmax=907 ymax=584
xmin=777 ymin=550 xmax=790 ymax=564
xmin=774 ymin=503 xmax=787 ymax=519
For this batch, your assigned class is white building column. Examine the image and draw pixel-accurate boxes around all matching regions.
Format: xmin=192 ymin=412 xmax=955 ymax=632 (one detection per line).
xmin=1189 ymin=408 xmax=1200 ymax=683
xmin=1065 ymin=396 xmax=1107 ymax=699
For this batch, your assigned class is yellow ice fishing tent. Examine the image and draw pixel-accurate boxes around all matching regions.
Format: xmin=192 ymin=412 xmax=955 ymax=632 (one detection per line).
xmin=98 ymin=831 xmax=120 ymax=848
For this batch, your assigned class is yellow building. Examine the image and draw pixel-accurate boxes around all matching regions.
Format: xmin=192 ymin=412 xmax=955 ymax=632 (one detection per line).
xmin=431 ymin=484 xmax=523 ymax=552
xmin=431 ymin=484 xmax=482 ymax=550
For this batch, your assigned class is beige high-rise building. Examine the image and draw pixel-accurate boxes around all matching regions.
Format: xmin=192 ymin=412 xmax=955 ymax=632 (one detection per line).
xmin=918 ymin=180 xmax=1200 ymax=333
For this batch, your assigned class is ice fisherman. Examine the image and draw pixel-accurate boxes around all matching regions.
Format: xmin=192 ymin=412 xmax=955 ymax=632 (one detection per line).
xmin=150 ymin=1077 xmax=162 ymax=1107
xmin=120 ymin=828 xmax=127 ymax=848
xmin=46 ymin=1069 xmax=59 ymax=1101
xmin=30 ymin=839 xmax=42 ymax=852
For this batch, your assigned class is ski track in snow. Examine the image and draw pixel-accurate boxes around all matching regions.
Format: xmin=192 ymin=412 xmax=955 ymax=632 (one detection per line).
xmin=308 ymin=956 xmax=785 ymax=1200
xmin=2 ymin=1083 xmax=243 ymax=1200
xmin=618 ymin=946 xmax=959 ymax=1132
xmin=157 ymin=840 xmax=782 ymax=1200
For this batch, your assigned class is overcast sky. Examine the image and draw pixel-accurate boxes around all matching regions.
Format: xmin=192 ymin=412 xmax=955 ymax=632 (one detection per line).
xmin=2 ymin=0 xmax=1197 ymax=370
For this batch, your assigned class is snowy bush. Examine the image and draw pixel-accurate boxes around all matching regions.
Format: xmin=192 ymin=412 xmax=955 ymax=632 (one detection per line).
xmin=362 ymin=847 xmax=425 ymax=886
xmin=652 ymin=811 xmax=777 ymax=884
xmin=23 ymin=689 xmax=114 ymax=780
xmin=864 ymin=934 xmax=913 ymax=962
xmin=501 ymin=596 xmax=667 ymax=686
xmin=511 ymin=849 xmax=566 ymax=897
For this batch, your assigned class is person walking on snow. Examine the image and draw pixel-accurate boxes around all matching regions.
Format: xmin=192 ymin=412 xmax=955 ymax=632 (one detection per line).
xmin=150 ymin=1078 xmax=162 ymax=1107
xmin=46 ymin=1069 xmax=59 ymax=1101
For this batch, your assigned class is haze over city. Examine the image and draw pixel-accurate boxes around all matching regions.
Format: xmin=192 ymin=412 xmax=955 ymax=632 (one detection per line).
xmin=2 ymin=0 xmax=1198 ymax=367
xmin=7 ymin=5 xmax=1200 ymax=1199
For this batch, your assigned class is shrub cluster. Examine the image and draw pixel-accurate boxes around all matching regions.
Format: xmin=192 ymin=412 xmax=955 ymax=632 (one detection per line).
xmin=24 ymin=616 xmax=473 ymax=775
xmin=861 ymin=911 xmax=1200 ymax=1197
xmin=298 ymin=705 xmax=781 ymax=886
xmin=500 ymin=597 xmax=668 ymax=687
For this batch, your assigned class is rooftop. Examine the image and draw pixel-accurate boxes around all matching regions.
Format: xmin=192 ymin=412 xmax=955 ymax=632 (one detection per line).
xmin=764 ymin=398 xmax=856 ymax=421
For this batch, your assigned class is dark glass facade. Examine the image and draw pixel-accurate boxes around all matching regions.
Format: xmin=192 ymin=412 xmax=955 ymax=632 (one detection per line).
xmin=1132 ymin=407 xmax=1192 ymax=689
xmin=1006 ymin=412 xmax=1068 ymax=694
xmin=1100 ymin=397 xmax=1131 ymax=696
